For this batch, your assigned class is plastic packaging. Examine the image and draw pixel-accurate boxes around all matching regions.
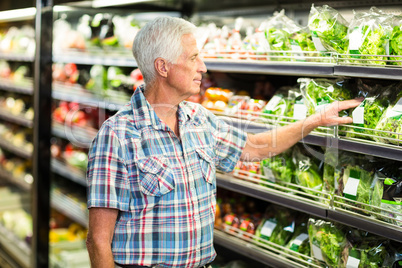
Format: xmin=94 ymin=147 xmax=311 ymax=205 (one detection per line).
xmin=308 ymin=4 xmax=349 ymax=54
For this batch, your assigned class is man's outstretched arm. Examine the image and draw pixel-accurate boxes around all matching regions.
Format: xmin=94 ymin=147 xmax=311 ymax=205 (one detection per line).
xmin=240 ymin=99 xmax=362 ymax=161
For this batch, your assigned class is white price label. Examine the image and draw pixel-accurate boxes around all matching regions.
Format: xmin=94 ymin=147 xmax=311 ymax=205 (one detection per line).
xmin=344 ymin=177 xmax=360 ymax=199
xmin=260 ymin=220 xmax=277 ymax=238
xmin=346 ymin=256 xmax=361 ymax=268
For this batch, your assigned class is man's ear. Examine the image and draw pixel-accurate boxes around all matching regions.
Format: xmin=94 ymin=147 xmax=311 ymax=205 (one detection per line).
xmin=154 ymin=57 xmax=169 ymax=78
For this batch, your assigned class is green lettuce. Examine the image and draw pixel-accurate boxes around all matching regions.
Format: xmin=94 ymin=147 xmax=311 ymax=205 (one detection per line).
xmin=308 ymin=4 xmax=349 ymax=54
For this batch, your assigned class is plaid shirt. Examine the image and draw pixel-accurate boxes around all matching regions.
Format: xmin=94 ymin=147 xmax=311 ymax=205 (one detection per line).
xmin=87 ymin=85 xmax=247 ymax=268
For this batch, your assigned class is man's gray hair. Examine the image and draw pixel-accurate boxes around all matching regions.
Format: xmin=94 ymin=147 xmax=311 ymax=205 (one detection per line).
xmin=132 ymin=16 xmax=197 ymax=85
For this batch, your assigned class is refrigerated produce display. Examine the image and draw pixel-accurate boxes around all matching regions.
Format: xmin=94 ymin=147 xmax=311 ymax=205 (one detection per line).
xmin=0 ymin=0 xmax=402 ymax=267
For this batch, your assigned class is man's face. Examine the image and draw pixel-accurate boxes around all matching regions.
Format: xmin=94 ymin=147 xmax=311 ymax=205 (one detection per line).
xmin=167 ymin=33 xmax=207 ymax=99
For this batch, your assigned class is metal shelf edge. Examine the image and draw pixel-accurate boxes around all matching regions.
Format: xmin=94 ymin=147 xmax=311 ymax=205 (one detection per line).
xmin=205 ymin=60 xmax=334 ymax=76
xmin=0 ymin=139 xmax=32 ymax=159
xmin=0 ymin=110 xmax=33 ymax=128
xmin=0 ymin=224 xmax=30 ymax=268
xmin=213 ymin=229 xmax=303 ymax=268
xmin=334 ymin=65 xmax=402 ymax=80
xmin=216 ymin=173 xmax=327 ymax=218
xmin=51 ymin=158 xmax=87 ymax=187
xmin=327 ymin=209 xmax=402 ymax=243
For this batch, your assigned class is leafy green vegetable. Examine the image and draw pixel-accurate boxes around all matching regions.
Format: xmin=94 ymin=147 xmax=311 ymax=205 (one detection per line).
xmin=255 ymin=206 xmax=295 ymax=246
xmin=260 ymin=148 xmax=295 ymax=185
xmin=292 ymin=145 xmax=323 ymax=197
xmin=308 ymin=218 xmax=346 ymax=267
xmin=298 ymin=78 xmax=352 ymax=117
xmin=347 ymin=8 xmax=393 ymax=65
xmin=374 ymin=90 xmax=402 ymax=145
xmin=308 ymin=4 xmax=349 ymax=54
xmin=390 ymin=24 xmax=402 ymax=65
xmin=337 ymin=165 xmax=375 ymax=214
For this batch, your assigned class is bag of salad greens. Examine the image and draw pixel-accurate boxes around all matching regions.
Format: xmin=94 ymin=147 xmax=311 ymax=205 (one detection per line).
xmin=255 ymin=206 xmax=296 ymax=246
xmin=260 ymin=147 xmax=295 ymax=186
xmin=298 ymin=77 xmax=353 ymax=117
xmin=374 ymin=90 xmax=402 ymax=146
xmin=371 ymin=173 xmax=402 ymax=227
xmin=335 ymin=154 xmax=377 ymax=215
xmin=292 ymin=144 xmax=323 ymax=197
xmin=261 ymin=87 xmax=292 ymax=124
xmin=349 ymin=79 xmax=395 ymax=140
xmin=308 ymin=218 xmax=347 ymax=267
xmin=389 ymin=15 xmax=402 ymax=66
xmin=308 ymin=4 xmax=349 ymax=54
xmin=347 ymin=7 xmax=393 ymax=65
xmin=340 ymin=230 xmax=389 ymax=268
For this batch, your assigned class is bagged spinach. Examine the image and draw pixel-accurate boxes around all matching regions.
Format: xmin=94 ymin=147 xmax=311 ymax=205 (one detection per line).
xmin=308 ymin=4 xmax=349 ymax=54
xmin=308 ymin=218 xmax=347 ymax=267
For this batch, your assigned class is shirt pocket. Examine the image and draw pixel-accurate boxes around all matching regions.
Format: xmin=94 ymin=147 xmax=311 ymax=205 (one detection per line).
xmin=195 ymin=147 xmax=216 ymax=184
xmin=136 ymin=157 xmax=175 ymax=197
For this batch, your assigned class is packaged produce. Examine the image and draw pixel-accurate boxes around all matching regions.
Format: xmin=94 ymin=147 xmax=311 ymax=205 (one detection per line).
xmin=260 ymin=87 xmax=292 ymax=124
xmin=263 ymin=10 xmax=316 ymax=62
xmin=347 ymin=7 xmax=393 ymax=65
xmin=390 ymin=15 xmax=402 ymax=65
xmin=334 ymin=154 xmax=378 ymax=215
xmin=298 ymin=77 xmax=353 ymax=117
xmin=308 ymin=218 xmax=347 ymax=267
xmin=255 ymin=206 xmax=296 ymax=246
xmin=371 ymin=175 xmax=402 ymax=226
xmin=348 ymin=79 xmax=395 ymax=140
xmin=242 ymin=22 xmax=270 ymax=60
xmin=292 ymin=145 xmax=323 ymax=197
xmin=308 ymin=4 xmax=349 ymax=54
xmin=374 ymin=90 xmax=402 ymax=145
xmin=285 ymin=216 xmax=311 ymax=261
xmin=260 ymin=148 xmax=295 ymax=188
xmin=383 ymin=241 xmax=402 ymax=267
xmin=341 ymin=230 xmax=389 ymax=268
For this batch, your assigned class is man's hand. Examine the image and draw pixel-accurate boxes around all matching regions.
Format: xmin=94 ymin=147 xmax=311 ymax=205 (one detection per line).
xmin=306 ymin=98 xmax=363 ymax=128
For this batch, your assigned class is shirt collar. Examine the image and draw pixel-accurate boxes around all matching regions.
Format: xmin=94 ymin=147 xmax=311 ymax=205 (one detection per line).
xmin=131 ymin=85 xmax=197 ymax=130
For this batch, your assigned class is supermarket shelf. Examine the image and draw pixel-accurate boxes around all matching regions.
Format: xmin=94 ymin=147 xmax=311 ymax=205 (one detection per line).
xmin=0 ymin=224 xmax=30 ymax=268
xmin=218 ymin=171 xmax=402 ymax=243
xmin=0 ymin=78 xmax=33 ymax=95
xmin=0 ymin=168 xmax=31 ymax=192
xmin=51 ymin=158 xmax=87 ymax=187
xmin=327 ymin=208 xmax=402 ymax=243
xmin=53 ymin=82 xmax=126 ymax=111
xmin=0 ymin=52 xmax=34 ymax=62
xmin=0 ymin=109 xmax=33 ymax=128
xmin=216 ymin=173 xmax=328 ymax=218
xmin=52 ymin=122 xmax=97 ymax=148
xmin=204 ymin=59 xmax=334 ymax=77
xmin=334 ymin=65 xmax=402 ymax=80
xmin=0 ymin=139 xmax=32 ymax=159
xmin=220 ymin=116 xmax=402 ymax=162
xmin=53 ymin=50 xmax=137 ymax=67
xmin=51 ymin=190 xmax=88 ymax=227
xmin=213 ymin=229 xmax=311 ymax=268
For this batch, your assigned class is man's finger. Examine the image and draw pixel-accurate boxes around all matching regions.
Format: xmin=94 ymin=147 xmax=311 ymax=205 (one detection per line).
xmin=335 ymin=98 xmax=364 ymax=111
